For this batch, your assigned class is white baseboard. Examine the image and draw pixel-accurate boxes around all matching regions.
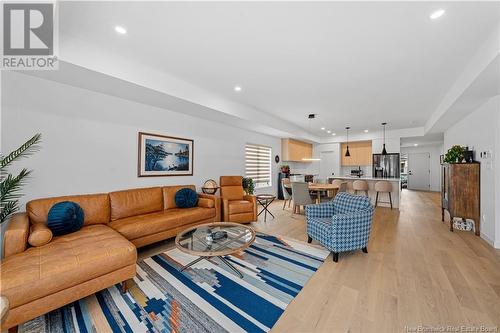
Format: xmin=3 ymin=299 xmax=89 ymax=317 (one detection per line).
xmin=480 ymin=232 xmax=500 ymax=249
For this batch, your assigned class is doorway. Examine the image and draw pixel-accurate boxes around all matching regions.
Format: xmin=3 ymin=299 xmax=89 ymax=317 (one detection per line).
xmin=408 ymin=152 xmax=431 ymax=191
xmin=319 ymin=151 xmax=339 ymax=181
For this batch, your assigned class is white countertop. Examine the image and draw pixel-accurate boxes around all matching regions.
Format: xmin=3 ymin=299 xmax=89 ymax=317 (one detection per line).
xmin=329 ymin=176 xmax=401 ymax=182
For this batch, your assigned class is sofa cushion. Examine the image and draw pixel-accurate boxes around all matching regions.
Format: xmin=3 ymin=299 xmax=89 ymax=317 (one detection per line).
xmin=163 ymin=185 xmax=196 ymax=209
xmin=27 ymin=193 xmax=110 ymax=226
xmin=228 ymin=200 xmax=254 ymax=215
xmin=221 ymin=186 xmax=244 ymax=201
xmin=228 ymin=212 xmax=255 ymax=223
xmin=0 ymin=224 xmax=136 ymax=309
xmin=109 ymin=187 xmax=163 ymax=221
xmin=109 ymin=207 xmax=216 ymax=240
xmin=175 ymin=188 xmax=198 ymax=208
xmin=47 ymin=201 xmax=84 ymax=236
xmin=220 ymin=176 xmax=244 ymax=200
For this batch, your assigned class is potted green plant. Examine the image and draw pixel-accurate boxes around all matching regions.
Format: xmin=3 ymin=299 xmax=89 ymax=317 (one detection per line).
xmin=444 ymin=145 xmax=466 ymax=164
xmin=242 ymin=177 xmax=255 ymax=195
xmin=1 ymin=134 xmax=41 ymax=224
xmin=280 ymin=164 xmax=290 ymax=174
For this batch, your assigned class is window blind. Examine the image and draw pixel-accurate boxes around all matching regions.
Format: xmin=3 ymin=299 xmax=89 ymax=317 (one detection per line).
xmin=245 ymin=144 xmax=272 ymax=188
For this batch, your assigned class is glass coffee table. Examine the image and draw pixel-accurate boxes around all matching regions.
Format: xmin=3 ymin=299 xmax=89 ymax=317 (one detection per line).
xmin=175 ymin=222 xmax=256 ymax=278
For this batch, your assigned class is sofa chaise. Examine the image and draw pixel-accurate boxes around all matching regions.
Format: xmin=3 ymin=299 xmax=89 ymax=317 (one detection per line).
xmin=1 ymin=185 xmax=220 ymax=331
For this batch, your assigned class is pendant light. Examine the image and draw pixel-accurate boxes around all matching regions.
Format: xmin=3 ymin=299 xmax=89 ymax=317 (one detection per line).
xmin=345 ymin=127 xmax=351 ymax=157
xmin=381 ymin=122 xmax=388 ymax=155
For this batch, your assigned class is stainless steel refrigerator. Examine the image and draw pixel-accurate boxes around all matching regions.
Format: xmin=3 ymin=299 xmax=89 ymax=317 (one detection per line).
xmin=372 ymin=153 xmax=400 ymax=178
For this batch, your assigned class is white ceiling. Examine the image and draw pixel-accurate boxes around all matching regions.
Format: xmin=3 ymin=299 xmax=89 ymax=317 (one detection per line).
xmin=58 ymin=2 xmax=499 ymax=137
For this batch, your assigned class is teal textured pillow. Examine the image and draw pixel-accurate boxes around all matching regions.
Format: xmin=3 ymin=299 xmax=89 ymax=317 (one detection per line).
xmin=175 ymin=188 xmax=198 ymax=208
xmin=47 ymin=201 xmax=84 ymax=236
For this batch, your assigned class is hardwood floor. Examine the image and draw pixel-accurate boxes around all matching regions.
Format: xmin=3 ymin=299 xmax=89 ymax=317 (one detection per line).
xmin=139 ymin=190 xmax=500 ymax=332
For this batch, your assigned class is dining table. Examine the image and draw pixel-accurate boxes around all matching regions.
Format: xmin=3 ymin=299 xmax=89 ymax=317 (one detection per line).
xmin=284 ymin=182 xmax=340 ymax=204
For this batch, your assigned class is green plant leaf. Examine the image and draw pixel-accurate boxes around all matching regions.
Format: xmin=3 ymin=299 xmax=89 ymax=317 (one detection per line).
xmin=0 ymin=133 xmax=41 ymax=224
xmin=0 ymin=133 xmax=41 ymax=170
xmin=0 ymin=201 xmax=19 ymax=224
xmin=1 ymin=168 xmax=32 ymax=202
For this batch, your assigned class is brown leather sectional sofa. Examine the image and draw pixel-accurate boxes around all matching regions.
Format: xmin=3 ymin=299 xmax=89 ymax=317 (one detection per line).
xmin=0 ymin=185 xmax=220 ymax=331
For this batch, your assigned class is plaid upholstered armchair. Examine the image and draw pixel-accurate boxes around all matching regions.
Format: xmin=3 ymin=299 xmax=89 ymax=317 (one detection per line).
xmin=305 ymin=192 xmax=374 ymax=262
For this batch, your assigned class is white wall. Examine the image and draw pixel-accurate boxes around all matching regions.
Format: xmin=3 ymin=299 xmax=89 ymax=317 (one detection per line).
xmin=401 ymin=144 xmax=443 ymax=192
xmin=444 ymin=95 xmax=499 ymax=248
xmin=1 ymin=72 xmax=281 ymax=211
xmin=372 ymin=137 xmax=401 ymax=155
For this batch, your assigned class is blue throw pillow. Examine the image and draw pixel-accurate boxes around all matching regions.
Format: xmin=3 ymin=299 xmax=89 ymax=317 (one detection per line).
xmin=47 ymin=201 xmax=84 ymax=236
xmin=175 ymin=188 xmax=198 ymax=208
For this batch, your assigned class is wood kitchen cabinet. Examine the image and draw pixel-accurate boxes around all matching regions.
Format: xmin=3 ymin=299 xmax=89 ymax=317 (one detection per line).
xmin=281 ymin=138 xmax=313 ymax=162
xmin=341 ymin=141 xmax=372 ymax=166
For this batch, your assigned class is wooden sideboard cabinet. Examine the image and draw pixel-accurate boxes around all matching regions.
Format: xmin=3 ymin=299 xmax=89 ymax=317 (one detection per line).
xmin=441 ymin=162 xmax=480 ymax=235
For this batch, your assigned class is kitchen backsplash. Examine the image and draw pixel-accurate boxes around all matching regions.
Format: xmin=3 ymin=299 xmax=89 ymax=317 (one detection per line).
xmin=340 ymin=166 xmax=372 ymax=177
xmin=285 ymin=161 xmax=319 ymax=175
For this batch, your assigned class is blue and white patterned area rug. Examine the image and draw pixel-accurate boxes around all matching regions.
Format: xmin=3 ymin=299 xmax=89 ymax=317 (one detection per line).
xmin=20 ymin=233 xmax=329 ymax=333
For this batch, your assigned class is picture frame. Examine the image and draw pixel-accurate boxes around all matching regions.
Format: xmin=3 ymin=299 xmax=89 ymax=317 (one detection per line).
xmin=138 ymin=132 xmax=194 ymax=177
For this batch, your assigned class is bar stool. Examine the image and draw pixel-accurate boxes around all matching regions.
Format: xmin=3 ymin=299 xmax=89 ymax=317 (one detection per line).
xmin=375 ymin=181 xmax=393 ymax=209
xmin=353 ymin=180 xmax=369 ymax=196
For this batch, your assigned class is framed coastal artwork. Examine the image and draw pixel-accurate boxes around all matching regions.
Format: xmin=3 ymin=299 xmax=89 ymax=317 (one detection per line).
xmin=138 ymin=132 xmax=194 ymax=177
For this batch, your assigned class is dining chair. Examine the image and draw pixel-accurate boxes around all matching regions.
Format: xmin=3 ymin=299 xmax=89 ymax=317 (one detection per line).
xmin=338 ymin=182 xmax=348 ymax=193
xmin=329 ymin=179 xmax=348 ymax=198
xmin=281 ymin=178 xmax=292 ymax=210
xmin=313 ymin=178 xmax=329 ymax=200
xmin=291 ymin=182 xmax=315 ymax=214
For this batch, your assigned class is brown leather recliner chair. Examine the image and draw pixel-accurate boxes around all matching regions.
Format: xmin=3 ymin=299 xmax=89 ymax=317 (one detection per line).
xmin=220 ymin=176 xmax=257 ymax=223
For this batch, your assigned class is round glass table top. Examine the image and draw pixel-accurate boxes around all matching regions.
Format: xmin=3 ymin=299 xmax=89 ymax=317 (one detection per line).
xmin=175 ymin=222 xmax=256 ymax=257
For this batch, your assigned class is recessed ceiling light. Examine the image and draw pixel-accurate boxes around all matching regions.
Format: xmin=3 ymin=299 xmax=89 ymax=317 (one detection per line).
xmin=364 ymin=129 xmax=369 ymax=133
xmin=115 ymin=26 xmax=127 ymax=34
xmin=234 ymin=86 xmax=242 ymax=92
xmin=331 ymin=133 xmax=336 ymax=136
xmin=321 ymin=127 xmax=325 ymax=130
xmin=414 ymin=143 xmax=419 ymax=147
xmin=327 ymin=130 xmax=331 ymax=133
xmin=430 ymin=9 xmax=445 ymax=20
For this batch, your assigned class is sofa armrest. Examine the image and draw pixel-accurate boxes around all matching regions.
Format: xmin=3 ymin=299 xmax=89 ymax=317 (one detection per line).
xmin=198 ymin=193 xmax=221 ymax=222
xmin=3 ymin=213 xmax=30 ymax=258
xmin=243 ymin=195 xmax=257 ymax=220
xmin=28 ymin=222 xmax=53 ymax=247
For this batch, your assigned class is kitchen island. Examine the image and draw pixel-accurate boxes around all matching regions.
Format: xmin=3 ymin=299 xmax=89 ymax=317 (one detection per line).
xmin=329 ymin=176 xmax=401 ymax=209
